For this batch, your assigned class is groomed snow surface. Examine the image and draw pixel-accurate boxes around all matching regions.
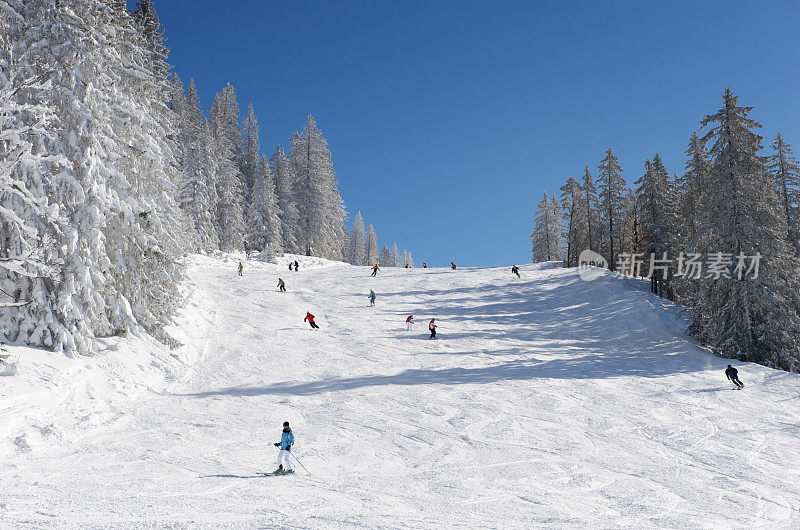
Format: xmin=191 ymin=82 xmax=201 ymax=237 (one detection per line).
xmin=2 ymin=254 xmax=799 ymax=528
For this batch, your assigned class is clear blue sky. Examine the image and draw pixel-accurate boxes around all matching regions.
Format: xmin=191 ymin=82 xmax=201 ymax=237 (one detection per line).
xmin=143 ymin=0 xmax=800 ymax=267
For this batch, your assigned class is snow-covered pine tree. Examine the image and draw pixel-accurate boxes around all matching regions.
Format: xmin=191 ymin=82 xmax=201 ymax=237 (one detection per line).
xmin=635 ymin=155 xmax=677 ymax=296
xmin=692 ymin=88 xmax=800 ymax=371
xmin=246 ymin=154 xmax=282 ymax=257
xmin=346 ymin=211 xmax=367 ymax=265
xmin=270 ymin=144 xmax=300 ymax=254
xmin=581 ymin=166 xmax=600 ymax=253
xmin=559 ymin=177 xmax=583 ymax=267
xmin=379 ymin=244 xmax=393 ymax=267
xmin=392 ymin=244 xmax=400 ymax=267
xmin=290 ymin=116 xmax=347 ymax=260
xmin=0 ymin=4 xmax=66 ymax=350
xmin=366 ymin=224 xmax=379 ymax=266
xmin=768 ymin=132 xmax=800 ymax=256
xmin=405 ymin=251 xmax=414 ymax=268
xmin=241 ymin=103 xmax=260 ymax=199
xmin=531 ymin=193 xmax=561 ymax=262
xmin=676 ymin=131 xmax=709 ymax=248
xmin=175 ymin=78 xmax=218 ymax=251
xmin=209 ymin=85 xmax=246 ymax=251
xmin=596 ymin=148 xmax=626 ymax=270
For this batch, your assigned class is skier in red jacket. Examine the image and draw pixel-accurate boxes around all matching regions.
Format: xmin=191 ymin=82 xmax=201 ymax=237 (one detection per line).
xmin=304 ymin=312 xmax=319 ymax=329
xmin=371 ymin=264 xmax=380 ymax=277
xmin=429 ymin=318 xmax=437 ymax=339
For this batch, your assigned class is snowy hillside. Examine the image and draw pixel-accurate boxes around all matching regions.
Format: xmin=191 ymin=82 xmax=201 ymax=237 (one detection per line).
xmin=2 ymin=255 xmax=799 ymax=527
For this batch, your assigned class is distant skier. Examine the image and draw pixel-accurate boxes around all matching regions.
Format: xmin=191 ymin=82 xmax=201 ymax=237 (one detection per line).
xmin=304 ymin=312 xmax=319 ymax=329
xmin=278 ymin=278 xmax=286 ymax=292
xmin=289 ymin=262 xmax=293 ymax=271
xmin=429 ymin=318 xmax=437 ymax=339
xmin=371 ymin=264 xmax=380 ymax=277
xmin=406 ymin=315 xmax=414 ymax=330
xmin=405 ymin=263 xmax=409 ymax=268
xmin=273 ymin=421 xmax=294 ymax=474
xmin=238 ymin=262 xmax=244 ymax=277
xmin=725 ymin=365 xmax=744 ymax=389
xmin=369 ymin=289 xmax=376 ymax=306
xmin=511 ymin=265 xmax=520 ymax=278
xmin=423 ymin=262 xmax=427 ymax=268
xmin=294 ymin=260 xmax=299 ymax=271
xmin=450 ymin=262 xmax=456 ymax=270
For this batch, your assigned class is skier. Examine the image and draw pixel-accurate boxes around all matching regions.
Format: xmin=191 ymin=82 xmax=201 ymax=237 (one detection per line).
xmin=304 ymin=312 xmax=319 ymax=329
xmin=725 ymin=365 xmax=744 ymax=389
xmin=404 ymin=263 xmax=409 ymax=268
xmin=278 ymin=278 xmax=286 ymax=292
xmin=369 ymin=289 xmax=376 ymax=306
xmin=406 ymin=315 xmax=414 ymax=330
xmin=294 ymin=260 xmax=299 ymax=271
xmin=423 ymin=262 xmax=427 ymax=268
xmin=450 ymin=262 xmax=456 ymax=270
xmin=371 ymin=264 xmax=380 ymax=277
xmin=289 ymin=262 xmax=293 ymax=271
xmin=511 ymin=265 xmax=520 ymax=278
xmin=429 ymin=318 xmax=437 ymax=339
xmin=273 ymin=421 xmax=294 ymax=474
xmin=238 ymin=262 xmax=244 ymax=277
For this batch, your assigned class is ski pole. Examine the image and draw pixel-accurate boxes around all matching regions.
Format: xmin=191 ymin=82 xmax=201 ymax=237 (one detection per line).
xmin=289 ymin=451 xmax=310 ymax=474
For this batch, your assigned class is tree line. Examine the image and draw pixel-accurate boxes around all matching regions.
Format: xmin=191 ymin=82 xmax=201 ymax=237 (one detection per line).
xmin=531 ymin=88 xmax=800 ymax=372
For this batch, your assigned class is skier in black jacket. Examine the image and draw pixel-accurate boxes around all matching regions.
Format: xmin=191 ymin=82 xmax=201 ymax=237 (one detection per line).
xmin=725 ymin=365 xmax=743 ymax=389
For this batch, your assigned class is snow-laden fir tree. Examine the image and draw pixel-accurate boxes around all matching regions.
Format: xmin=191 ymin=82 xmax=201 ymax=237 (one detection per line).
xmin=676 ymin=131 xmax=709 ymax=248
xmin=635 ymin=154 xmax=677 ymax=295
xmin=767 ymin=132 xmax=800 ymax=256
xmin=581 ymin=166 xmax=600 ymax=253
xmin=270 ymin=144 xmax=300 ymax=254
xmin=692 ymin=88 xmax=800 ymax=371
xmin=241 ymin=103 xmax=260 ymax=198
xmin=0 ymin=5 xmax=65 ymax=350
xmin=391 ymin=244 xmax=400 ymax=267
xmin=174 ymin=78 xmax=219 ymax=251
xmin=530 ymin=193 xmax=562 ymax=262
xmin=246 ymin=154 xmax=282 ymax=257
xmin=559 ymin=177 xmax=583 ymax=267
xmin=365 ymin=224 xmax=379 ymax=266
xmin=210 ymin=85 xmax=246 ymax=251
xmin=346 ymin=211 xmax=367 ymax=265
xmin=290 ymin=116 xmax=347 ymax=259
xmin=378 ymin=244 xmax=393 ymax=267
xmin=596 ymin=148 xmax=626 ymax=270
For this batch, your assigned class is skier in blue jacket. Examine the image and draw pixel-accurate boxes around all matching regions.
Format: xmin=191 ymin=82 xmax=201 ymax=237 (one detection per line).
xmin=273 ymin=421 xmax=295 ymax=473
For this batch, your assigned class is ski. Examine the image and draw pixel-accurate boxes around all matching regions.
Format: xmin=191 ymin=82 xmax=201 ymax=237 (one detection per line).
xmin=258 ymin=470 xmax=295 ymax=476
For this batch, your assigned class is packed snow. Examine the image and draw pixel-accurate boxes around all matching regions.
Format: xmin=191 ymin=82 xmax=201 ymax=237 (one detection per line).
xmin=2 ymin=255 xmax=799 ymax=528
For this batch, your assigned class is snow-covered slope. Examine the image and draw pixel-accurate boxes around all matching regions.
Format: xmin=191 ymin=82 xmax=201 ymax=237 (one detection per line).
xmin=2 ymin=254 xmax=799 ymax=528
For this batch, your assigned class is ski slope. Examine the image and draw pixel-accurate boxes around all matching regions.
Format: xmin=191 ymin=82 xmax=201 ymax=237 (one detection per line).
xmin=2 ymin=254 xmax=800 ymax=528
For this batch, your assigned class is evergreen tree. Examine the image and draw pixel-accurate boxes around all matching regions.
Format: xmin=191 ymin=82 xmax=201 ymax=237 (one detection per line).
xmin=768 ymin=133 xmax=800 ymax=255
xmin=366 ymin=225 xmax=379 ymax=265
xmin=596 ymin=148 xmax=626 ymax=270
xmin=246 ymin=154 xmax=282 ymax=256
xmin=290 ymin=116 xmax=347 ymax=259
xmin=241 ymin=103 xmax=260 ymax=198
xmin=677 ymin=131 xmax=710 ymax=247
xmin=210 ymin=85 xmax=246 ymax=251
xmin=378 ymin=244 xmax=393 ymax=267
xmin=531 ymin=193 xmax=561 ymax=262
xmin=635 ymin=154 xmax=677 ymax=296
xmin=559 ymin=177 xmax=583 ymax=267
xmin=581 ymin=166 xmax=600 ymax=253
xmin=693 ymin=88 xmax=800 ymax=371
xmin=392 ymin=244 xmax=400 ymax=267
xmin=270 ymin=144 xmax=300 ymax=254
xmin=346 ymin=211 xmax=367 ymax=265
